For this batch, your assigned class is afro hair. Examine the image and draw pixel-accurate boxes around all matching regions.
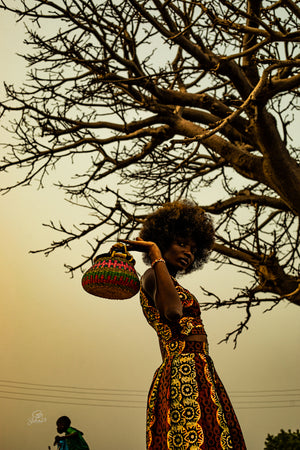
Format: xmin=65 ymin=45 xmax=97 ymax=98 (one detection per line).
xmin=139 ymin=200 xmax=215 ymax=272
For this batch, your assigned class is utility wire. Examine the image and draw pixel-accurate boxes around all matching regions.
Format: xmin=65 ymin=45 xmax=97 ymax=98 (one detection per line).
xmin=1 ymin=379 xmax=300 ymax=395
xmin=0 ymin=380 xmax=299 ymax=410
xmin=0 ymin=379 xmax=146 ymax=393
xmin=0 ymin=383 xmax=146 ymax=397
xmin=0 ymin=389 xmax=145 ymax=403
xmin=0 ymin=394 xmax=299 ymax=410
xmin=0 ymin=395 xmax=145 ymax=408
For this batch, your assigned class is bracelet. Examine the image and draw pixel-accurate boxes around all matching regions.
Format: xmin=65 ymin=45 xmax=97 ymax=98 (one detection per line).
xmin=151 ymin=258 xmax=166 ymax=268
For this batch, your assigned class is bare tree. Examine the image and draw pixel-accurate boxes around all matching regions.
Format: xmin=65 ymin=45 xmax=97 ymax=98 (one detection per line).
xmin=1 ymin=0 xmax=300 ymax=339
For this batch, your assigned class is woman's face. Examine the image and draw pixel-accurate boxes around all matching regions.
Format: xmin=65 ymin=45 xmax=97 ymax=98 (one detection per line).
xmin=163 ymin=237 xmax=197 ymax=274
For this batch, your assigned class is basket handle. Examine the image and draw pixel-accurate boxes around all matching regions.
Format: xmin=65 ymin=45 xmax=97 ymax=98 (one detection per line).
xmin=110 ymin=242 xmax=135 ymax=262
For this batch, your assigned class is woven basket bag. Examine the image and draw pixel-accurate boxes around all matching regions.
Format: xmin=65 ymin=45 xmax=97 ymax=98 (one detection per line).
xmin=81 ymin=242 xmax=140 ymax=299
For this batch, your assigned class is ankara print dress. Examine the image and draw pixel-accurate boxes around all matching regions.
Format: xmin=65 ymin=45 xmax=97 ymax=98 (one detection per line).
xmin=140 ymin=278 xmax=246 ymax=450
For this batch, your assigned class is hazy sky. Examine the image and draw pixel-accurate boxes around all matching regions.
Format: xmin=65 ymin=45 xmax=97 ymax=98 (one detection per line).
xmin=0 ymin=8 xmax=299 ymax=450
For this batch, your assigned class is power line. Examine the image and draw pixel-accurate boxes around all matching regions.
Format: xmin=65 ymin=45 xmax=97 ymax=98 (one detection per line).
xmin=1 ymin=379 xmax=300 ymax=395
xmin=0 ymin=395 xmax=144 ymax=408
xmin=0 ymin=379 xmax=299 ymax=410
xmin=0 ymin=389 xmax=145 ymax=403
xmin=230 ymin=393 xmax=300 ymax=398
xmin=1 ymin=388 xmax=298 ymax=405
xmin=0 ymin=379 xmax=146 ymax=393
xmin=0 ymin=383 xmax=146 ymax=397
xmin=235 ymin=404 xmax=300 ymax=410
xmin=0 ymin=395 xmax=299 ymax=410
xmin=230 ymin=388 xmax=300 ymax=394
xmin=233 ymin=399 xmax=300 ymax=404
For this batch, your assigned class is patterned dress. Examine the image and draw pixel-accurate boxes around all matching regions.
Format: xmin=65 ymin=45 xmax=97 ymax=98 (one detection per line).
xmin=140 ymin=278 xmax=246 ymax=450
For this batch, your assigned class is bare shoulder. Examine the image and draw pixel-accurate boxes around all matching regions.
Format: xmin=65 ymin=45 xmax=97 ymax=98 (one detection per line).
xmin=141 ymin=268 xmax=156 ymax=300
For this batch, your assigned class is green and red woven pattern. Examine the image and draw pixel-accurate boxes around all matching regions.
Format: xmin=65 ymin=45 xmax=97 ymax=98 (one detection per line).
xmin=82 ymin=255 xmax=140 ymax=299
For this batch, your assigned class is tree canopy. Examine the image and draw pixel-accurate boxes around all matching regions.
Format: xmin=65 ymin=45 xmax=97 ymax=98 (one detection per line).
xmin=1 ymin=0 xmax=300 ymax=341
xmin=264 ymin=429 xmax=300 ymax=450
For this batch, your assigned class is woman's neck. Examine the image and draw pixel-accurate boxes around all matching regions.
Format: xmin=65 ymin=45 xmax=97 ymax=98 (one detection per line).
xmin=165 ymin=262 xmax=177 ymax=277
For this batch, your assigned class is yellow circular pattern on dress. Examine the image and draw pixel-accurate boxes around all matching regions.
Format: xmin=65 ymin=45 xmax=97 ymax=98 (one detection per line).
xmin=168 ymin=353 xmax=203 ymax=450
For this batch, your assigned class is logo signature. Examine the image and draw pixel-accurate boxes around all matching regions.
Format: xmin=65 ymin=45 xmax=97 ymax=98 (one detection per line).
xmin=27 ymin=410 xmax=47 ymax=426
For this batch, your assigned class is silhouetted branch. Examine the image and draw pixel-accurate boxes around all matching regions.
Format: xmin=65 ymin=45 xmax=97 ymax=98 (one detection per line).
xmin=0 ymin=0 xmax=299 ymax=337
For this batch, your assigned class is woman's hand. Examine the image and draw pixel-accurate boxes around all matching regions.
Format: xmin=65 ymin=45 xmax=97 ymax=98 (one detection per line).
xmin=120 ymin=238 xmax=182 ymax=322
xmin=118 ymin=237 xmax=162 ymax=262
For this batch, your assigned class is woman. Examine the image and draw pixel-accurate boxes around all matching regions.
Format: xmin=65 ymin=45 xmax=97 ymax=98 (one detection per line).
xmin=122 ymin=200 xmax=246 ymax=450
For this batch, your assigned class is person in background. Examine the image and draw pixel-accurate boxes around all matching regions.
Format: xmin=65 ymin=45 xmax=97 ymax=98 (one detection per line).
xmin=54 ymin=416 xmax=90 ymax=450
xmin=121 ymin=200 xmax=246 ymax=450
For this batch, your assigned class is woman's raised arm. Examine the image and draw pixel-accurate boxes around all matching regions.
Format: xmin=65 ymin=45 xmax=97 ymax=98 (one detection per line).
xmin=119 ymin=238 xmax=182 ymax=321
